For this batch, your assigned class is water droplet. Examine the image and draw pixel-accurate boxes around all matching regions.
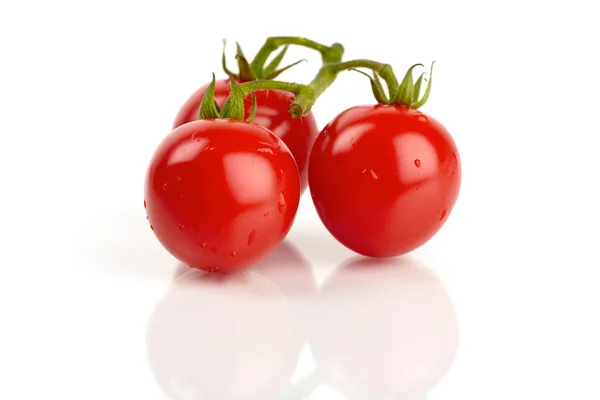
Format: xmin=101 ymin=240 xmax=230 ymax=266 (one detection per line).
xmin=176 ymin=176 xmax=182 ymax=183
xmin=228 ymin=251 xmax=237 ymax=259
xmin=163 ymin=183 xmax=168 ymax=191
xmin=150 ymin=225 xmax=154 ymax=231
xmin=264 ymin=212 xmax=270 ymax=218
xmin=440 ymin=209 xmax=448 ymax=221
xmin=416 ymin=115 xmax=429 ymax=123
xmin=361 ymin=168 xmax=367 ymax=174
xmin=247 ymin=230 xmax=257 ymax=246
xmin=370 ymin=169 xmax=379 ymax=180
xmin=206 ymin=146 xmax=215 ymax=152
xmin=143 ymin=200 xmax=147 ymax=209
xmin=146 ymin=216 xmax=149 ymax=220
xmin=199 ymin=242 xmax=207 ymax=249
xmin=351 ymin=140 xmax=356 ymax=148
xmin=178 ymin=223 xmax=185 ymax=230
xmin=278 ymin=192 xmax=287 ymax=214
xmin=210 ymin=247 xmax=217 ymax=253
xmin=414 ymin=159 xmax=421 ymax=168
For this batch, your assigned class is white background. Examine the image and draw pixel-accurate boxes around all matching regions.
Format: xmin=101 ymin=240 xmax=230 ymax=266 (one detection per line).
xmin=1 ymin=0 xmax=599 ymax=399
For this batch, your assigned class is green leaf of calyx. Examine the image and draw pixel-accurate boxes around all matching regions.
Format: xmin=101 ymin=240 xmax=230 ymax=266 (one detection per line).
xmin=263 ymin=45 xmax=289 ymax=78
xmin=220 ymin=76 xmax=246 ymax=120
xmin=266 ymin=59 xmax=307 ymax=80
xmin=412 ymin=72 xmax=425 ymax=105
xmin=393 ymin=63 xmax=423 ymax=106
xmin=236 ymin=54 xmax=257 ymax=81
xmin=350 ymin=68 xmax=389 ymax=104
xmin=198 ymin=74 xmax=221 ymax=120
xmin=246 ymin=92 xmax=257 ymax=123
xmin=412 ymin=61 xmax=435 ymax=109
xmin=222 ymin=40 xmax=239 ymax=79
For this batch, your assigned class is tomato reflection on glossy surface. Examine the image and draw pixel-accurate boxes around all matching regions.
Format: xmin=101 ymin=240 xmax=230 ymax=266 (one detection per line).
xmin=173 ymin=78 xmax=318 ymax=193
xmin=146 ymin=269 xmax=300 ymax=400
xmin=309 ymin=105 xmax=461 ymax=257
xmin=308 ymin=257 xmax=458 ymax=398
xmin=144 ymin=119 xmax=300 ymax=273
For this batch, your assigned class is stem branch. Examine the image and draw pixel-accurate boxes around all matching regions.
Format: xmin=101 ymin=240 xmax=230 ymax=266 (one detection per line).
xmin=251 ymin=37 xmax=344 ymax=78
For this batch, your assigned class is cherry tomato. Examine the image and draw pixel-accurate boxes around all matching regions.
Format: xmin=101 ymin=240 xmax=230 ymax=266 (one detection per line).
xmin=173 ymin=79 xmax=318 ymax=193
xmin=308 ymin=105 xmax=461 ymax=257
xmin=144 ymin=119 xmax=300 ymax=273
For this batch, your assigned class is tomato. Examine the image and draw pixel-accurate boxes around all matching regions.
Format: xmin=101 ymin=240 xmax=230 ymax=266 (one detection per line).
xmin=173 ymin=78 xmax=318 ymax=193
xmin=308 ymin=105 xmax=461 ymax=257
xmin=144 ymin=119 xmax=300 ymax=273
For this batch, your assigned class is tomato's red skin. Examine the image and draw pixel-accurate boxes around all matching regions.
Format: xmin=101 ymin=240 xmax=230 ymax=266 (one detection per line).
xmin=173 ymin=79 xmax=318 ymax=193
xmin=145 ymin=119 xmax=300 ymax=273
xmin=308 ymin=105 xmax=461 ymax=257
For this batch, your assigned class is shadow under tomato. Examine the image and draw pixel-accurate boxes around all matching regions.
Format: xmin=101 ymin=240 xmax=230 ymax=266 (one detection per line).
xmin=74 ymin=209 xmax=176 ymax=282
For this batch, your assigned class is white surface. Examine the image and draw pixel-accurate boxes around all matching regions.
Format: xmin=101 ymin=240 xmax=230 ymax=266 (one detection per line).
xmin=1 ymin=0 xmax=599 ymax=399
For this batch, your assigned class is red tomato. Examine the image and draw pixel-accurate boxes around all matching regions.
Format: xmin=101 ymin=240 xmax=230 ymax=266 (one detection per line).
xmin=145 ymin=119 xmax=300 ymax=273
xmin=308 ymin=105 xmax=461 ymax=257
xmin=173 ymin=79 xmax=318 ymax=193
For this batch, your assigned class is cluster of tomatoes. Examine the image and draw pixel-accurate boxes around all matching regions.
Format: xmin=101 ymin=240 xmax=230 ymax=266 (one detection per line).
xmin=144 ymin=39 xmax=461 ymax=273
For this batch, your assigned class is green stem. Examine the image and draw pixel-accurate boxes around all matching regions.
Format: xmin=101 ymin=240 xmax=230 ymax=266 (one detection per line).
xmin=325 ymin=59 xmax=400 ymax=96
xmin=250 ymin=37 xmax=344 ymax=78
xmin=238 ymin=80 xmax=305 ymax=96
xmin=289 ymin=59 xmax=400 ymax=118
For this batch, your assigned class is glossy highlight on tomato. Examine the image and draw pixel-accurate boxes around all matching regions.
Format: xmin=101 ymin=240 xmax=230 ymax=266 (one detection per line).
xmin=308 ymin=105 xmax=461 ymax=257
xmin=173 ymin=78 xmax=318 ymax=193
xmin=144 ymin=119 xmax=300 ymax=273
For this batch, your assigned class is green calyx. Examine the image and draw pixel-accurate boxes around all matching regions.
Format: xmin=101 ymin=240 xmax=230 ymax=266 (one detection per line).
xmin=198 ymin=74 xmax=257 ymax=122
xmin=353 ymin=61 xmax=436 ymax=109
xmin=222 ymin=40 xmax=306 ymax=81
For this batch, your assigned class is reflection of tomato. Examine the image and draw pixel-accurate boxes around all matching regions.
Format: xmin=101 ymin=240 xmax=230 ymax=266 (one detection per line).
xmin=145 ymin=119 xmax=300 ymax=273
xmin=146 ymin=270 xmax=300 ymax=400
xmin=308 ymin=257 xmax=459 ymax=398
xmin=309 ymin=105 xmax=461 ymax=257
xmin=173 ymin=79 xmax=318 ymax=193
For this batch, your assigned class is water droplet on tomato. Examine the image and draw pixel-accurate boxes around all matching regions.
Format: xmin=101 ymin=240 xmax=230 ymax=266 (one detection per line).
xmin=370 ymin=169 xmax=379 ymax=180
xmin=143 ymin=200 xmax=146 ymax=209
xmin=247 ymin=230 xmax=257 ymax=246
xmin=361 ymin=168 xmax=367 ymax=174
xmin=150 ymin=225 xmax=154 ymax=231
xmin=414 ymin=159 xmax=421 ymax=168
xmin=146 ymin=216 xmax=149 ymax=220
xmin=176 ymin=176 xmax=182 ymax=183
xmin=199 ymin=242 xmax=207 ymax=249
xmin=178 ymin=223 xmax=185 ymax=230
xmin=228 ymin=251 xmax=237 ymax=259
xmin=264 ymin=212 xmax=270 ymax=218
xmin=416 ymin=115 xmax=429 ymax=123
xmin=278 ymin=192 xmax=287 ymax=214
xmin=179 ymin=194 xmax=184 ymax=199
xmin=440 ymin=209 xmax=448 ymax=221
xmin=163 ymin=183 xmax=168 ymax=191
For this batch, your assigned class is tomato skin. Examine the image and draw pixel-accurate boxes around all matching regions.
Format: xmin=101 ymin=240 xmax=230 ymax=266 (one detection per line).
xmin=173 ymin=79 xmax=318 ymax=193
xmin=145 ymin=119 xmax=300 ymax=273
xmin=308 ymin=105 xmax=461 ymax=257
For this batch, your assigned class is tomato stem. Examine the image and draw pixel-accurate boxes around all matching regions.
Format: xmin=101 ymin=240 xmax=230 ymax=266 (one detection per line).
xmin=250 ymin=37 xmax=344 ymax=79
xmin=324 ymin=59 xmax=400 ymax=97
xmin=238 ymin=80 xmax=305 ymax=96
